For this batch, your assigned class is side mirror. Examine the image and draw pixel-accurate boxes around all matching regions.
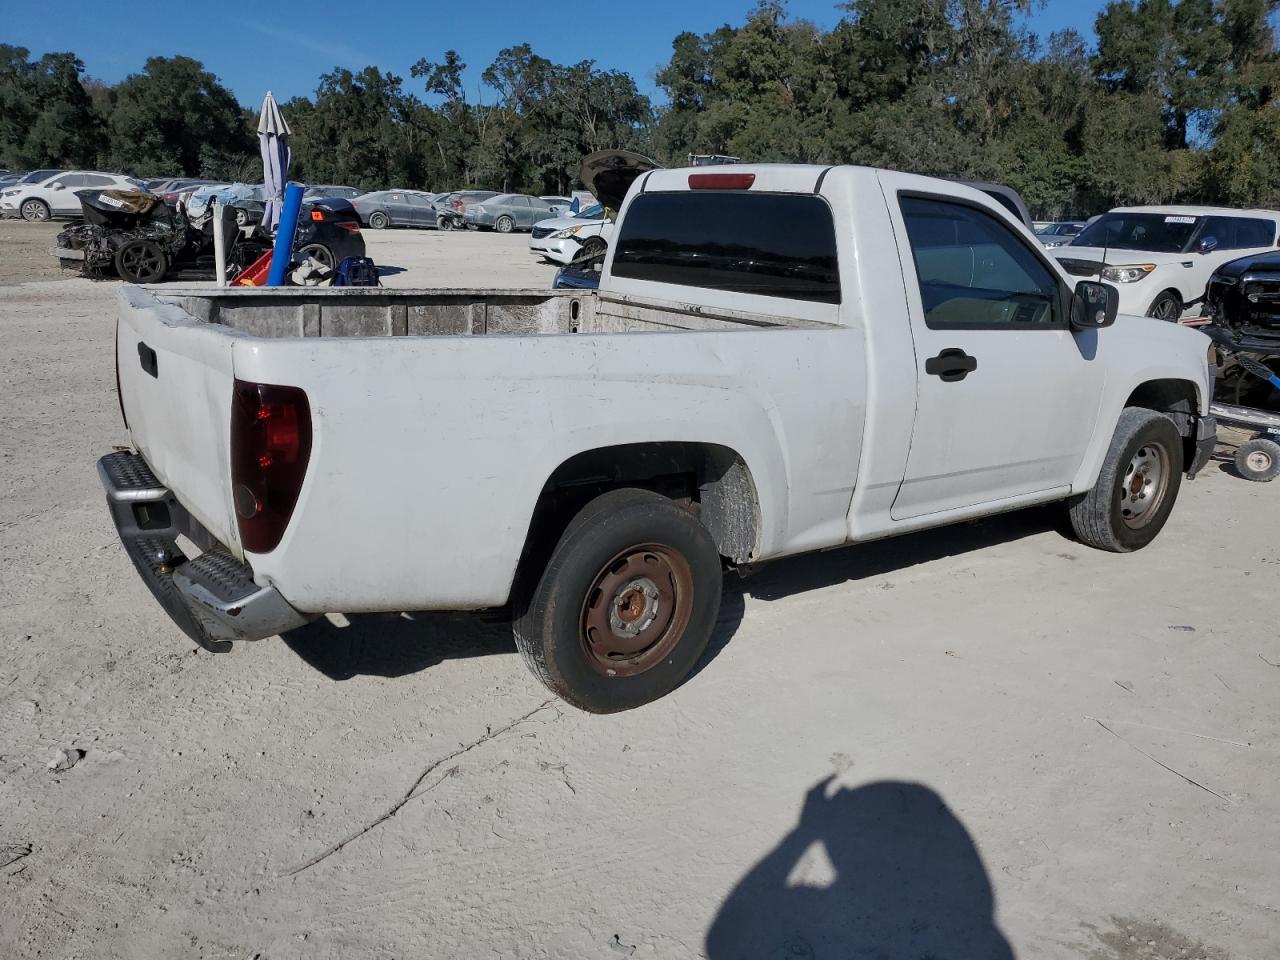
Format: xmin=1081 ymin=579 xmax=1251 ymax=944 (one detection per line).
xmin=1071 ymin=280 xmax=1118 ymax=329
xmin=51 ymin=183 xmax=65 ymax=191
xmin=1198 ymin=236 xmax=1219 ymax=254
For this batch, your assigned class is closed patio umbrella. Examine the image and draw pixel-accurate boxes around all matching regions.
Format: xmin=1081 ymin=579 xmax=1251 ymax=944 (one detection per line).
xmin=257 ymin=91 xmax=291 ymax=233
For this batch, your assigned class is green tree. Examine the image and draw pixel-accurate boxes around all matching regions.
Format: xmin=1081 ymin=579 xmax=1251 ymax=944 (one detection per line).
xmin=0 ymin=46 xmax=101 ymax=169
xmin=103 ymin=56 xmax=252 ymax=177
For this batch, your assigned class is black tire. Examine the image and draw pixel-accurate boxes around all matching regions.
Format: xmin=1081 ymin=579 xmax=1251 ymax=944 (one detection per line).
xmin=369 ymin=211 xmax=390 ymax=229
xmin=437 ymin=216 xmax=454 ymax=231
xmin=512 ymin=488 xmax=723 ymax=713
xmin=1147 ymin=290 xmax=1182 ymax=322
xmin=296 ymin=243 xmax=334 ymax=269
xmin=234 ymin=207 xmax=250 ymax=227
xmin=20 ymin=198 xmax=50 ymax=222
xmin=578 ymin=236 xmax=607 ymax=259
xmin=1235 ymin=437 xmax=1280 ymax=482
xmin=114 ymin=239 xmax=168 ymax=283
xmin=1069 ymin=408 xmax=1184 ymax=552
xmin=495 ymin=215 xmax=515 ymax=234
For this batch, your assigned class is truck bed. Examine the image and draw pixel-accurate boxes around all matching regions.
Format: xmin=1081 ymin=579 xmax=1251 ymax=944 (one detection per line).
xmin=149 ymin=286 xmax=828 ymax=339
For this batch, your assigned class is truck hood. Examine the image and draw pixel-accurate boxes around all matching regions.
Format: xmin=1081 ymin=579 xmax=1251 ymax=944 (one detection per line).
xmin=579 ymin=150 xmax=659 ymax=212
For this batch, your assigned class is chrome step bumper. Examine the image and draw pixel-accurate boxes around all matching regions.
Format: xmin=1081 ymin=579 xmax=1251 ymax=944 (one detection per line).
xmin=98 ymin=451 xmax=313 ymax=651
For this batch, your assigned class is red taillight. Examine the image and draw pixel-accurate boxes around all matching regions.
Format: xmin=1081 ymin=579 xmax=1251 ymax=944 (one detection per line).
xmin=334 ymin=220 xmax=361 ymax=234
xmin=688 ymin=173 xmax=756 ymax=190
xmin=310 ymin=209 xmax=325 ymax=221
xmin=230 ymin=380 xmax=312 ymax=553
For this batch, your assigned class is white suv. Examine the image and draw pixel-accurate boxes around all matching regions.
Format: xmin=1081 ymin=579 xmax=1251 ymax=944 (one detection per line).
xmin=1053 ymin=205 xmax=1280 ymax=320
xmin=1 ymin=171 xmax=141 ymax=221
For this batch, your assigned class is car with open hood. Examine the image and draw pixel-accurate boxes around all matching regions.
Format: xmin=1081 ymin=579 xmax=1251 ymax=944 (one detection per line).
xmin=529 ymin=202 xmax=611 ymax=263
xmin=1053 ymin=206 xmax=1280 ymax=320
xmin=549 ymin=150 xmax=659 ymax=287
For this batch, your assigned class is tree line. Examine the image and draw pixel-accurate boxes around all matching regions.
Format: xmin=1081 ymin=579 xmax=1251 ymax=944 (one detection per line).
xmin=2 ymin=0 xmax=1279 ymax=217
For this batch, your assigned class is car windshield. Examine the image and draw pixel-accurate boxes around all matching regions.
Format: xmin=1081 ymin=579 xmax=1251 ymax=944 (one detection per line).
xmin=1072 ymin=213 xmax=1202 ymax=252
xmin=575 ymin=204 xmax=604 ymax=219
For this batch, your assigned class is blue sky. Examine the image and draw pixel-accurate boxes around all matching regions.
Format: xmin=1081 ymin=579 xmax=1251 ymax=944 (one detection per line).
xmin=5 ymin=0 xmax=1113 ymax=107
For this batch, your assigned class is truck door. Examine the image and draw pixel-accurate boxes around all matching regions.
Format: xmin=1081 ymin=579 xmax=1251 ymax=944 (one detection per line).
xmin=883 ymin=184 xmax=1106 ymax=520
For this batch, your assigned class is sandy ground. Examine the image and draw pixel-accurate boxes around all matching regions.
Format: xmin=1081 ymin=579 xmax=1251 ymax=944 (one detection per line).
xmin=1 ymin=228 xmax=1279 ymax=960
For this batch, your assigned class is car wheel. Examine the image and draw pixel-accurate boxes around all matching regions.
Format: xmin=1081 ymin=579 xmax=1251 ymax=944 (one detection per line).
xmin=437 ymin=216 xmax=454 ymax=231
xmin=369 ymin=211 xmax=389 ymax=229
xmin=234 ymin=207 xmax=249 ymax=227
xmin=1146 ymin=290 xmax=1182 ymax=322
xmin=20 ymin=199 xmax=50 ymax=222
xmin=512 ymin=488 xmax=722 ymax=713
xmin=296 ymin=243 xmax=335 ymax=270
xmin=1068 ymin=408 xmax=1184 ymax=552
xmin=1235 ymin=437 xmax=1280 ymax=482
xmin=579 ymin=237 xmax=607 ymax=259
xmin=495 ymin=215 xmax=515 ymax=234
xmin=114 ymin=239 xmax=168 ymax=283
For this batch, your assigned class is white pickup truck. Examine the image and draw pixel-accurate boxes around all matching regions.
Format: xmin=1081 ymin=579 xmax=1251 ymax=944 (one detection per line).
xmin=100 ymin=163 xmax=1217 ymax=713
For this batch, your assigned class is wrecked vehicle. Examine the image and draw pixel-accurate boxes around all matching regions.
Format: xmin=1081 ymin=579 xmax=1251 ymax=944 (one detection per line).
xmin=1205 ymin=251 xmax=1280 ymax=407
xmin=51 ymin=189 xmax=225 ymax=283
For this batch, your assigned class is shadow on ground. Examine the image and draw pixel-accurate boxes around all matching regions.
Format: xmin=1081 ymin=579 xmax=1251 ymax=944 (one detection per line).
xmin=705 ymin=777 xmax=1013 ymax=960
xmin=284 ymin=506 xmax=1059 ymax=683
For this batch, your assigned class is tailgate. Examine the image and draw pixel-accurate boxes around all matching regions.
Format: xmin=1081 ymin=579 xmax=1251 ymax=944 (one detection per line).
xmin=115 ymin=287 xmax=242 ymax=555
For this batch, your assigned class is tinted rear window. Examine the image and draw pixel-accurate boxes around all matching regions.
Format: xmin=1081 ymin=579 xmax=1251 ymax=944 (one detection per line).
xmin=612 ymin=191 xmax=840 ymax=303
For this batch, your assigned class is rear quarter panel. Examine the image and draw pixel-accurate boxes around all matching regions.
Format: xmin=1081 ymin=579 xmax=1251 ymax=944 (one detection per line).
xmin=235 ymin=324 xmax=865 ymax=612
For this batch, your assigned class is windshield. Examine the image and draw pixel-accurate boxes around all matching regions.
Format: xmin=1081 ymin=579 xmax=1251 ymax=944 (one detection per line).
xmin=1072 ymin=212 xmax=1201 ymax=252
xmin=575 ymin=204 xmax=604 ymax=220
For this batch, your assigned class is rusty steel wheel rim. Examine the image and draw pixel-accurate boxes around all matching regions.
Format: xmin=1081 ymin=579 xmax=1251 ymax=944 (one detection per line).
xmin=580 ymin=543 xmax=694 ymax=678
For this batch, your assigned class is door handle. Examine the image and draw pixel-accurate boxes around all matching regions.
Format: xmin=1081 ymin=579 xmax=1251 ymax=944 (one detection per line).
xmin=924 ymin=348 xmax=977 ymax=382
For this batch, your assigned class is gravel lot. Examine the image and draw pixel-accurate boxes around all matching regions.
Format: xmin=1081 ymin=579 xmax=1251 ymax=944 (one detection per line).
xmin=1 ymin=221 xmax=1278 ymax=960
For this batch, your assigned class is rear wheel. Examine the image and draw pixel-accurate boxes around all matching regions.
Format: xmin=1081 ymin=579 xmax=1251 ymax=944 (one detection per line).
xmin=1069 ymin=408 xmax=1184 ymax=552
xmin=1147 ymin=290 xmax=1183 ymax=322
xmin=1235 ymin=437 xmax=1280 ymax=482
xmin=114 ymin=239 xmax=167 ymax=283
xmin=513 ymin=488 xmax=722 ymax=713
xmin=20 ymin=199 xmax=50 ymax=222
xmin=369 ymin=211 xmax=390 ymax=229
xmin=495 ymin=215 xmax=515 ymax=234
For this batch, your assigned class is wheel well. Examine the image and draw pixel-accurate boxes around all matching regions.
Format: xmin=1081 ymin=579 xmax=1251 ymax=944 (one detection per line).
xmin=1125 ymin=378 xmax=1200 ymax=465
xmin=516 ymin=442 xmax=760 ymax=588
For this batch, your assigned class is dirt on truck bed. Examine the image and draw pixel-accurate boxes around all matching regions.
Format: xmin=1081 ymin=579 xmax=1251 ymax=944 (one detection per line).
xmin=1 ymin=239 xmax=1278 ymax=960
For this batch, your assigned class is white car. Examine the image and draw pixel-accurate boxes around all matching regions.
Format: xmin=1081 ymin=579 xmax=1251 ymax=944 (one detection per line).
xmin=1 ymin=171 xmax=142 ymax=221
xmin=100 ymin=162 xmax=1215 ymax=713
xmin=529 ymin=203 xmax=613 ymax=263
xmin=1053 ymin=205 xmax=1280 ymax=320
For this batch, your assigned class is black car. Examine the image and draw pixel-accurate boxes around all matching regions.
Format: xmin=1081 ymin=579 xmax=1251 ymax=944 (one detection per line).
xmin=1205 ymin=251 xmax=1280 ymax=407
xmin=291 ymin=197 xmax=366 ymax=273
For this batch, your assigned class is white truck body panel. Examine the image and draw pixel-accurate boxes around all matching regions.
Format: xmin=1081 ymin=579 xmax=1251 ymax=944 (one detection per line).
xmin=112 ymin=164 xmax=1213 ymax=619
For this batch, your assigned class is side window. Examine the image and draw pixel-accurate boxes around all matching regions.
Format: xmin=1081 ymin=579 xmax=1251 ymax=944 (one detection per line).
xmin=1199 ymin=216 xmax=1235 ymax=250
xmin=388 ymin=193 xmax=404 ymax=203
xmin=514 ymin=196 xmax=532 ymax=207
xmin=81 ymin=174 xmax=112 ymax=187
xmin=1233 ymin=217 xmax=1274 ymax=248
xmin=49 ymin=175 xmax=78 ymax=188
xmin=900 ymin=195 xmax=1062 ymax=328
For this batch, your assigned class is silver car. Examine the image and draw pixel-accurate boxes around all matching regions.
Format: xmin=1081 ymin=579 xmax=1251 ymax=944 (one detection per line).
xmin=464 ymin=194 xmax=564 ymax=233
xmin=351 ymin=190 xmax=440 ymax=229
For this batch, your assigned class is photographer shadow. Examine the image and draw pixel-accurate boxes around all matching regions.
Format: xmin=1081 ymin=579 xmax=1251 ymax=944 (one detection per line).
xmin=706 ymin=778 xmax=1013 ymax=960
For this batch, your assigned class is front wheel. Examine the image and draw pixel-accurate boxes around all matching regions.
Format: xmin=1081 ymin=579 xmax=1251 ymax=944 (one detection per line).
xmin=437 ymin=216 xmax=454 ymax=231
xmin=114 ymin=239 xmax=168 ymax=283
xmin=20 ymin=199 xmax=50 ymax=222
xmin=513 ymin=488 xmax=723 ymax=713
xmin=1147 ymin=290 xmax=1183 ymax=322
xmin=578 ymin=236 xmax=607 ymax=259
xmin=1069 ymin=408 xmax=1184 ymax=552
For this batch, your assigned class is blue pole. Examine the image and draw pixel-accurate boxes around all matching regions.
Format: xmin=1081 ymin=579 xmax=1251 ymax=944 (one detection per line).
xmin=266 ymin=182 xmax=305 ymax=287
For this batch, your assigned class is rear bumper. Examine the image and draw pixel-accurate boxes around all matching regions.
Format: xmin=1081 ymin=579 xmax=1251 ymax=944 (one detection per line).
xmin=1187 ymin=415 xmax=1217 ymax=479
xmin=98 ymin=450 xmax=314 ymax=651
